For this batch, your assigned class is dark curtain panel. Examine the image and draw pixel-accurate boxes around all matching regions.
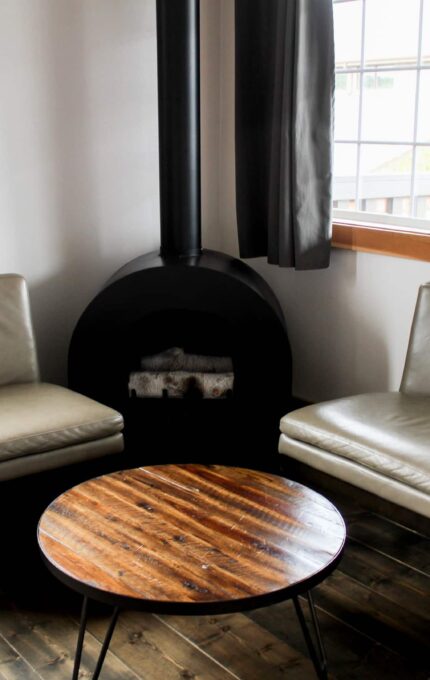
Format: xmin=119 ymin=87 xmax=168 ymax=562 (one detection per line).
xmin=235 ymin=0 xmax=334 ymax=270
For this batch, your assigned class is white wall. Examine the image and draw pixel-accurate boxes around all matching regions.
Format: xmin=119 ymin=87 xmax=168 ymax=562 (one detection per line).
xmin=0 ymin=0 xmax=161 ymax=383
xmin=253 ymin=253 xmax=430 ymax=402
xmin=217 ymin=0 xmax=430 ymax=402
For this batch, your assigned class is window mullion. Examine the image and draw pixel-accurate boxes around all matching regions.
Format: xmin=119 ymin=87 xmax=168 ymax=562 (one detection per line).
xmin=355 ymin=0 xmax=366 ymax=211
xmin=335 ymin=139 xmax=429 ymax=146
xmin=410 ymin=0 xmax=425 ymax=217
xmin=336 ymin=64 xmax=430 ymax=75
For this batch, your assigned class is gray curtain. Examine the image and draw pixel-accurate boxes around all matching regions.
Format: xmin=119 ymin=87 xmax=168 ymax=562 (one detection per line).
xmin=235 ymin=0 xmax=334 ymax=270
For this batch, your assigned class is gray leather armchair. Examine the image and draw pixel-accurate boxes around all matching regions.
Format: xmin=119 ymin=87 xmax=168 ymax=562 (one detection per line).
xmin=0 ymin=274 xmax=124 ymax=480
xmin=279 ymin=282 xmax=430 ymax=519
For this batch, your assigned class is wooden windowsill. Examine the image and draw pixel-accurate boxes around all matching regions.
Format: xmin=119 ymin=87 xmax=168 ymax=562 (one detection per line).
xmin=332 ymin=220 xmax=430 ymax=262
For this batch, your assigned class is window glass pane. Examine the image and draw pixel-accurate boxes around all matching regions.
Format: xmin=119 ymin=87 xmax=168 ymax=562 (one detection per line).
xmin=416 ymin=196 xmax=430 ymax=220
xmin=333 ymin=143 xmax=357 ymax=208
xmin=392 ymin=196 xmax=411 ymax=217
xmin=334 ymin=0 xmax=362 ymax=68
xmin=361 ymin=71 xmax=416 ymax=142
xmin=360 ymin=144 xmax=412 ymax=216
xmin=333 ymin=0 xmax=430 ymax=229
xmin=417 ymin=71 xmax=430 ymax=142
xmin=334 ymin=73 xmax=360 ymax=139
xmin=422 ymin=0 xmax=430 ymax=66
xmin=364 ymin=0 xmax=420 ymax=67
xmin=362 ymin=197 xmax=393 ymax=214
xmin=414 ymin=147 xmax=430 ymax=217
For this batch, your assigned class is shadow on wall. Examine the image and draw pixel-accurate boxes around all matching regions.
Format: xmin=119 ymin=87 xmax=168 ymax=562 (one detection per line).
xmin=2 ymin=1 xmax=160 ymax=385
xmin=252 ymin=250 xmax=390 ymax=402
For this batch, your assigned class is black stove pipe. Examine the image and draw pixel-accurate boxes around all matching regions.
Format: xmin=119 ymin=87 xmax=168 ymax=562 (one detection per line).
xmin=156 ymin=0 xmax=201 ymax=257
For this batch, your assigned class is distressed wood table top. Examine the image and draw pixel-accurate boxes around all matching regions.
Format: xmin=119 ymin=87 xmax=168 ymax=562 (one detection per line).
xmin=37 ymin=465 xmax=346 ymax=614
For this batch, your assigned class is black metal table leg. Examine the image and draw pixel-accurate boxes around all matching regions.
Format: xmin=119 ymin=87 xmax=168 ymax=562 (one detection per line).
xmin=72 ymin=596 xmax=120 ymax=680
xmin=293 ymin=592 xmax=328 ymax=680
xmin=72 ymin=596 xmax=89 ymax=680
xmin=92 ymin=606 xmax=120 ymax=680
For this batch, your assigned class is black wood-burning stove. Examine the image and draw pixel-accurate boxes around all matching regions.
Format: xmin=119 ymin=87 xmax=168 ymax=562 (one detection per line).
xmin=68 ymin=0 xmax=293 ymax=470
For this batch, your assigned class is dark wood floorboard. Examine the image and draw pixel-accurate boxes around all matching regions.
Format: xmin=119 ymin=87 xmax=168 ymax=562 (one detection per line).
xmin=0 ymin=634 xmax=43 ymax=680
xmin=0 ymin=472 xmax=429 ymax=679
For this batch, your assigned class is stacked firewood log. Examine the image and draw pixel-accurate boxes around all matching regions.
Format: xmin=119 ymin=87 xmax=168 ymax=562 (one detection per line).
xmin=128 ymin=347 xmax=234 ymax=399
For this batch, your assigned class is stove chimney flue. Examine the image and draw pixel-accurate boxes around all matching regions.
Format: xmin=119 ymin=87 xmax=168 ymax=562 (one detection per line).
xmin=156 ymin=0 xmax=201 ymax=258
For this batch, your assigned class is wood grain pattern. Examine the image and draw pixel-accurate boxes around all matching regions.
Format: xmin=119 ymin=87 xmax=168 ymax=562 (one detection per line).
xmin=0 ymin=466 xmax=427 ymax=680
xmin=0 ymin=634 xmax=42 ymax=680
xmin=248 ymin=598 xmax=430 ymax=680
xmin=157 ymin=611 xmax=316 ymax=680
xmin=37 ymin=465 xmax=345 ymax=612
xmin=332 ymin=221 xmax=430 ymax=262
xmin=313 ymin=571 xmax=430 ymax=661
xmin=88 ymin=611 xmax=238 ymax=680
xmin=0 ymin=598 xmax=137 ymax=680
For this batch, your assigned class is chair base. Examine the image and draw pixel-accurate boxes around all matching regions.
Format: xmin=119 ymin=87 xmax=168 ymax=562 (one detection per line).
xmin=279 ymin=432 xmax=430 ymax=522
xmin=279 ymin=454 xmax=430 ymax=535
xmin=0 ymin=433 xmax=123 ymax=481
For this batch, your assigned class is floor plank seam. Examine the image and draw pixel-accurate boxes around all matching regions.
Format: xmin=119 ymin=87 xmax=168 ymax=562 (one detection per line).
xmin=0 ymin=632 xmax=45 ymax=680
xmin=370 ymin=512 xmax=430 ymax=539
xmin=335 ymin=566 xmax=430 ymax=620
xmin=345 ymin=536 xmax=430 ymax=578
xmin=154 ymin=614 xmax=243 ymax=680
xmin=297 ymin=594 xmax=422 ymax=663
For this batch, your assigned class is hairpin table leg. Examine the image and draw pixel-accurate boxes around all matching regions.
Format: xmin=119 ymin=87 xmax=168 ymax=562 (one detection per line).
xmin=72 ymin=596 xmax=89 ymax=680
xmin=293 ymin=591 xmax=328 ymax=680
xmin=72 ymin=596 xmax=120 ymax=680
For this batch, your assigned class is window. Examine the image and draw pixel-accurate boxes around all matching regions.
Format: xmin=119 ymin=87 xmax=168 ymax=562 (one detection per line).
xmin=332 ymin=0 xmax=430 ymax=241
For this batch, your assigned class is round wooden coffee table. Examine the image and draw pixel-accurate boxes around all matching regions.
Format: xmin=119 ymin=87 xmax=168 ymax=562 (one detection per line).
xmin=38 ymin=464 xmax=345 ymax=679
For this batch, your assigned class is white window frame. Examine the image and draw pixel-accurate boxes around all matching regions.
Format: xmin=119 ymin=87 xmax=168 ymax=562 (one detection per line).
xmin=332 ymin=0 xmax=430 ymax=233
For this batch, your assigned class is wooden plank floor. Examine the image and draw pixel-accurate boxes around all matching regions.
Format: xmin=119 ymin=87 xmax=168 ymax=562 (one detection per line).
xmin=0 ymin=474 xmax=428 ymax=679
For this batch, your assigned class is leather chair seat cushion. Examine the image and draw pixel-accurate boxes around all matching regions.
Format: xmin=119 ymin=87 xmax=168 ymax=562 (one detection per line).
xmin=0 ymin=382 xmax=123 ymax=461
xmin=280 ymin=392 xmax=430 ymax=495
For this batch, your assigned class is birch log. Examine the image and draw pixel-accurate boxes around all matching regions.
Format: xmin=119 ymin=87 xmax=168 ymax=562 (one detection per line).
xmin=129 ymin=371 xmax=234 ymax=399
xmin=140 ymin=347 xmax=233 ymax=373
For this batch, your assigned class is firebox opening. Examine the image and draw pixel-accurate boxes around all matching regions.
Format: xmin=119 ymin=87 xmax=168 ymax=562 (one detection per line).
xmin=114 ymin=308 xmax=241 ymax=463
xmin=126 ymin=309 xmax=236 ymax=401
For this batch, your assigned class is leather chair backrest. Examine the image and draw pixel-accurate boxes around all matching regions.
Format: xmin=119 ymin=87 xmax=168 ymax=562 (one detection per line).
xmin=400 ymin=282 xmax=430 ymax=395
xmin=0 ymin=274 xmax=39 ymax=386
